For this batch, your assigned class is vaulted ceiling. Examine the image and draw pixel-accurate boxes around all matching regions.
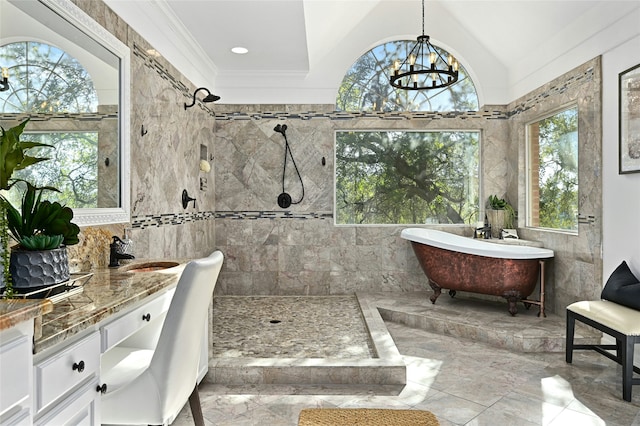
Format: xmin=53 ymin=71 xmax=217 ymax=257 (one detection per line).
xmin=104 ymin=0 xmax=639 ymax=106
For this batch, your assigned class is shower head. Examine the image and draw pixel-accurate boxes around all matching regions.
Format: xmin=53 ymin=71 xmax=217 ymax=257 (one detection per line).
xmin=202 ymin=93 xmax=221 ymax=103
xmin=184 ymin=87 xmax=220 ymax=109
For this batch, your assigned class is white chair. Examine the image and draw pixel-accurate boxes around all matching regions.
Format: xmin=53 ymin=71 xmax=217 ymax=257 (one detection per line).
xmin=100 ymin=251 xmax=224 ymax=425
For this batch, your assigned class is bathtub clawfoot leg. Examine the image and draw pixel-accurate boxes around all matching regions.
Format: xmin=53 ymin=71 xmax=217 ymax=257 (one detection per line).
xmin=428 ymin=280 xmax=441 ymax=304
xmin=504 ymin=291 xmax=520 ymax=316
xmin=502 ymin=291 xmax=522 ymax=317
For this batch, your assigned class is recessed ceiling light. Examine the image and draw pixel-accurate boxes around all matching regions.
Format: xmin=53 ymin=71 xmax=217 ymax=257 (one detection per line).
xmin=231 ymin=47 xmax=249 ymax=55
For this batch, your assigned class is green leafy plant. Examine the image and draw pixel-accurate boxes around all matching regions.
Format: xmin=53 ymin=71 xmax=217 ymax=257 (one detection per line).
xmin=1 ymin=119 xmax=51 ymax=191
xmin=3 ymin=182 xmax=80 ymax=251
xmin=1 ymin=119 xmax=53 ymax=297
xmin=487 ymin=194 xmax=516 ymax=229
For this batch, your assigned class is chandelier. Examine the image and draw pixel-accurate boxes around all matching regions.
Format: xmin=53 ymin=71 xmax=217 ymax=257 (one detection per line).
xmin=389 ymin=0 xmax=459 ymax=90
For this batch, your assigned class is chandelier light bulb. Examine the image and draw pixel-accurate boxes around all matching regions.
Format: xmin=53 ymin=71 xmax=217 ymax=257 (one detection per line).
xmin=429 ymin=51 xmax=436 ymax=65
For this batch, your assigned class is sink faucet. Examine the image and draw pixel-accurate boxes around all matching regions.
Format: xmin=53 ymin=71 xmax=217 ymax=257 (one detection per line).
xmin=109 ymin=236 xmax=135 ymax=267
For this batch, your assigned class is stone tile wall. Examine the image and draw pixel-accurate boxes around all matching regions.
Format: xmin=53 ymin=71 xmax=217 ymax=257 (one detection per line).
xmin=68 ymin=0 xmax=217 ymax=263
xmin=68 ymin=0 xmax=602 ymax=314
xmin=212 ymin=59 xmax=603 ymax=314
xmin=213 ymin=106 xmax=512 ymax=297
xmin=511 ymin=58 xmax=603 ymax=313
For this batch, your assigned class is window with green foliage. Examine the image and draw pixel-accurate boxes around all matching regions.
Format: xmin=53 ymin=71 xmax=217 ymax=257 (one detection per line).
xmin=5 ymin=133 xmax=98 ymax=209
xmin=336 ymin=40 xmax=478 ymax=112
xmin=0 ymin=41 xmax=100 ymax=208
xmin=527 ymin=106 xmax=578 ymax=231
xmin=335 ymin=131 xmax=479 ymax=225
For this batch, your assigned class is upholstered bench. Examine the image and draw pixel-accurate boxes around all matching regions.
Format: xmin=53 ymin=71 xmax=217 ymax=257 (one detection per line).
xmin=566 ymin=300 xmax=640 ymax=401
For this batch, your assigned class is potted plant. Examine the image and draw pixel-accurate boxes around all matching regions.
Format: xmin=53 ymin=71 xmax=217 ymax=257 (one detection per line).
xmin=486 ymin=194 xmax=516 ymax=238
xmin=1 ymin=119 xmax=52 ymax=296
xmin=3 ymin=182 xmax=80 ymax=293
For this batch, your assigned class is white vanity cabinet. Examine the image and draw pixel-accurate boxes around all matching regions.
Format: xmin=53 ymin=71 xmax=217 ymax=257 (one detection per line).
xmin=0 ymin=320 xmax=34 ymax=426
xmin=0 ymin=261 xmax=210 ymax=426
xmin=32 ymin=330 xmax=101 ymax=425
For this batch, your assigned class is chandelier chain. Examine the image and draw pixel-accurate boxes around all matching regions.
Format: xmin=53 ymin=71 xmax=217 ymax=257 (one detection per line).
xmin=421 ymin=0 xmax=425 ymax=36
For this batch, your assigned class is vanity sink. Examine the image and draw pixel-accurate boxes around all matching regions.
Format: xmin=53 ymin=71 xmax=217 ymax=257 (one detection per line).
xmin=120 ymin=261 xmax=180 ymax=273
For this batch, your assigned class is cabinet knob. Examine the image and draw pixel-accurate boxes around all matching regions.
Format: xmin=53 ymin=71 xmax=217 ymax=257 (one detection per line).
xmin=96 ymin=383 xmax=108 ymax=394
xmin=142 ymin=313 xmax=151 ymax=322
xmin=72 ymin=360 xmax=85 ymax=373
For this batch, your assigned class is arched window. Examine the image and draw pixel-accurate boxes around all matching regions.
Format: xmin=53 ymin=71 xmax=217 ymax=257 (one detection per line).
xmin=336 ymin=40 xmax=478 ymax=112
xmin=0 ymin=41 xmax=98 ymax=113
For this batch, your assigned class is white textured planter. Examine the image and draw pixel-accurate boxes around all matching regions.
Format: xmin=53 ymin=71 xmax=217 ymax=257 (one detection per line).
xmin=486 ymin=209 xmax=506 ymax=239
xmin=9 ymin=247 xmax=70 ymax=292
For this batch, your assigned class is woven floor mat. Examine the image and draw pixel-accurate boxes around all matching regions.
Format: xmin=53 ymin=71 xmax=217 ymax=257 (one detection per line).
xmin=298 ymin=408 xmax=439 ymax=426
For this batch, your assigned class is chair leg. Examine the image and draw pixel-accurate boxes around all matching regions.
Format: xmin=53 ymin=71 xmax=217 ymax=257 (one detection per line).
xmin=566 ymin=311 xmax=575 ymax=363
xmin=189 ymin=384 xmax=205 ymax=426
xmin=622 ymin=336 xmax=634 ymax=402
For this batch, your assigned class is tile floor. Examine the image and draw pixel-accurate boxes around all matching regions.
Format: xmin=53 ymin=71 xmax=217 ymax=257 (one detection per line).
xmin=173 ymin=294 xmax=640 ymax=426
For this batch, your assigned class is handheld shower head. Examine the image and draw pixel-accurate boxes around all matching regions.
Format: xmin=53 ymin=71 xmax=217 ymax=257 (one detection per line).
xmin=274 ymin=124 xmax=287 ymax=136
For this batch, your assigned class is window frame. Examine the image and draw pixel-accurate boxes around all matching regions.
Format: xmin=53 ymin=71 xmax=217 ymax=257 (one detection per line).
xmin=525 ymin=102 xmax=579 ymax=234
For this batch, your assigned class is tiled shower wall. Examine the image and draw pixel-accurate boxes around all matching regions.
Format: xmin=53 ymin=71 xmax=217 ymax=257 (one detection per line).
xmin=71 ymin=0 xmax=602 ymax=314
xmin=213 ymin=107 xmax=512 ymax=296
xmin=70 ymin=0 xmax=217 ymax=263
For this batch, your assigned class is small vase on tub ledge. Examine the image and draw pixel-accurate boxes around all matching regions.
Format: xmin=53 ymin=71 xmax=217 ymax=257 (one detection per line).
xmin=486 ymin=194 xmax=516 ymax=239
xmin=2 ymin=182 xmax=80 ymax=295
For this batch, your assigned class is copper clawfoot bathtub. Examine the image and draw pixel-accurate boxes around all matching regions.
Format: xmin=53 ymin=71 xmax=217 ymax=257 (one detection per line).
xmin=401 ymin=228 xmax=554 ymax=316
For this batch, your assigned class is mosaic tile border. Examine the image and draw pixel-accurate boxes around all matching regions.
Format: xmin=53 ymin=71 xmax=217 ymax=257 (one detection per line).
xmin=131 ymin=211 xmax=215 ymax=229
xmin=131 ymin=211 xmax=333 ymax=228
xmin=212 ymin=109 xmax=509 ymax=121
xmin=0 ymin=112 xmax=118 ymax=121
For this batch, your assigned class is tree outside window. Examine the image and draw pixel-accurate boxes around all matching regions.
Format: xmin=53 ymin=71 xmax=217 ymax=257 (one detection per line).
xmin=336 ymin=131 xmax=479 ymax=225
xmin=0 ymin=41 xmax=99 ymax=208
xmin=528 ymin=106 xmax=578 ymax=231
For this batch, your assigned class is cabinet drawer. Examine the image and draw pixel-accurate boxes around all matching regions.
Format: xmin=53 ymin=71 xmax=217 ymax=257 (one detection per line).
xmin=0 ymin=334 xmax=31 ymax=416
xmin=34 ymin=379 xmax=99 ymax=426
xmin=100 ymin=288 xmax=174 ymax=353
xmin=34 ymin=331 xmax=100 ymax=412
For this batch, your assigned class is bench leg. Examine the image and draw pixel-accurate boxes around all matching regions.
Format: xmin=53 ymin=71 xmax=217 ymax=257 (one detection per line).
xmin=622 ymin=336 xmax=634 ymax=402
xmin=566 ymin=311 xmax=575 ymax=364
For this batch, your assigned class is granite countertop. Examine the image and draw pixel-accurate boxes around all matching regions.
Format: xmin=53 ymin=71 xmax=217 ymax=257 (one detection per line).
xmin=0 ymin=299 xmax=53 ymax=334
xmin=0 ymin=259 xmax=189 ymax=354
